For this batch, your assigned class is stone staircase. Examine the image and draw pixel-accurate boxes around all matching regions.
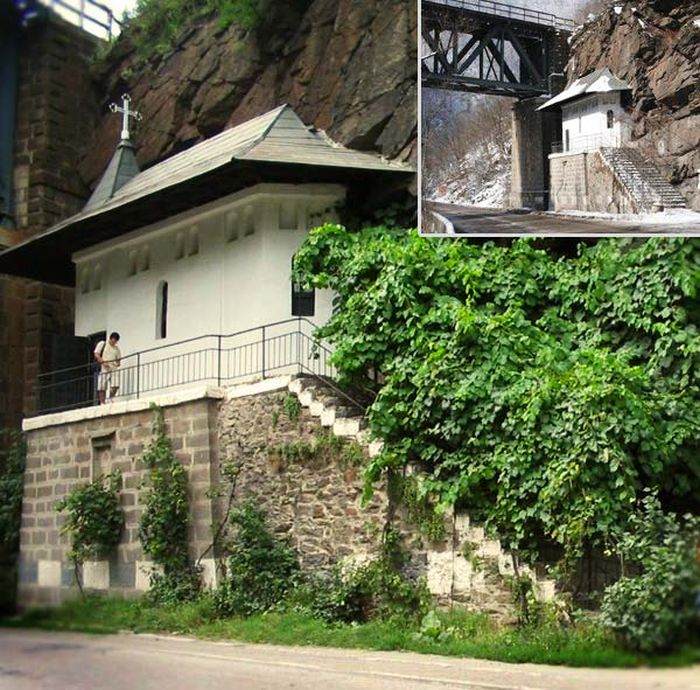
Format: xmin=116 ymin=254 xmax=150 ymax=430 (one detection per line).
xmin=600 ymin=147 xmax=687 ymax=213
xmin=287 ymin=374 xmax=557 ymax=606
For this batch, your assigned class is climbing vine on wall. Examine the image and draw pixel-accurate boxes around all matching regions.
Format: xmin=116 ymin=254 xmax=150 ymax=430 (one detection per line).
xmin=294 ymin=227 xmax=700 ymax=563
xmin=56 ymin=470 xmax=123 ymax=584
xmin=139 ymin=405 xmax=200 ymax=603
xmin=0 ymin=431 xmax=26 ymax=557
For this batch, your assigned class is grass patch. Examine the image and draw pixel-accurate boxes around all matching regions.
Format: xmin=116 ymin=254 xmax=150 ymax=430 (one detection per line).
xmin=3 ymin=597 xmax=700 ymax=668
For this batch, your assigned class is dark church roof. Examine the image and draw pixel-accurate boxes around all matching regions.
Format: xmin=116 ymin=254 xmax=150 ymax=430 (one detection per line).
xmin=83 ymin=138 xmax=140 ymax=211
xmin=0 ymin=105 xmax=414 ymax=285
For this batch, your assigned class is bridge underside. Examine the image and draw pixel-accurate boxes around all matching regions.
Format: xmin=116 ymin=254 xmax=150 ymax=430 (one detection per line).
xmin=422 ymin=2 xmax=569 ymax=99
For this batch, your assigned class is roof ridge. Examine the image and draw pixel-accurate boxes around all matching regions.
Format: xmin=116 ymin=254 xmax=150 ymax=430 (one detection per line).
xmin=234 ymin=103 xmax=291 ymax=160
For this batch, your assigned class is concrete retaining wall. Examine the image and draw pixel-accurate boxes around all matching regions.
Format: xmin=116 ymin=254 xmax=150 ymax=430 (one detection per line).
xmin=549 ymin=151 xmax=637 ymax=214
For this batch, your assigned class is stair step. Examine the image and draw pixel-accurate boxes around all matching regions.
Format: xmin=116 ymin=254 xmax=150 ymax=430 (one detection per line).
xmin=600 ymin=147 xmax=687 ymax=212
xmin=333 ymin=417 xmax=364 ymax=437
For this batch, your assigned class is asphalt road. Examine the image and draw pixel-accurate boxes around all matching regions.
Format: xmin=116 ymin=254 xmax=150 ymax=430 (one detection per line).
xmin=425 ymin=202 xmax=700 ymax=236
xmin=1 ymin=629 xmax=699 ymax=690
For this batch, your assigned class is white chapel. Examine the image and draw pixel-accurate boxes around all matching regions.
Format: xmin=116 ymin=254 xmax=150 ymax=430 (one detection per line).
xmin=539 ymin=67 xmax=632 ymax=153
xmin=0 ymin=101 xmax=413 ymax=411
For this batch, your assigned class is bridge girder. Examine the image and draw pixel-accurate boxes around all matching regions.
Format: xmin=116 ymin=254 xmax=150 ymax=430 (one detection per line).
xmin=421 ymin=1 xmax=570 ymax=99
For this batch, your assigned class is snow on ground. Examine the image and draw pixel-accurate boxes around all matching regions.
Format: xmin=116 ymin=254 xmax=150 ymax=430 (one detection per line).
xmin=546 ymin=208 xmax=700 ymax=226
xmin=470 ymin=172 xmax=509 ymax=208
xmin=429 ymin=170 xmax=509 ymax=209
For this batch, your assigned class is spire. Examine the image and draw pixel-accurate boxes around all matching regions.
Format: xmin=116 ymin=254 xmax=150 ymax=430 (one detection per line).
xmin=83 ymin=95 xmax=142 ymax=212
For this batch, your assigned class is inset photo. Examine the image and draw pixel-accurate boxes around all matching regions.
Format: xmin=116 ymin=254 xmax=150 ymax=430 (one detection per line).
xmin=420 ymin=0 xmax=700 ymax=236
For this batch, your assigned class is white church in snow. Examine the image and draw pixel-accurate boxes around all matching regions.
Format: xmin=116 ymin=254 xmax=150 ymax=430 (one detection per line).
xmin=540 ymin=68 xmax=687 ymax=214
xmin=0 ymin=101 xmax=413 ymax=413
xmin=539 ymin=67 xmax=632 ymax=154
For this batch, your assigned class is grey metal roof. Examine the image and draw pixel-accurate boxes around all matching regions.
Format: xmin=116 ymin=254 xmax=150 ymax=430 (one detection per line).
xmin=538 ymin=68 xmax=632 ymax=110
xmin=0 ymin=104 xmax=414 ymax=285
xmin=83 ymin=138 xmax=140 ymax=211
xmin=81 ymin=104 xmax=413 ymax=220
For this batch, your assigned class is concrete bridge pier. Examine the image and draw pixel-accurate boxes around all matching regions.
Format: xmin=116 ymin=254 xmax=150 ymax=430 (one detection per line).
xmin=509 ymin=97 xmax=562 ymax=210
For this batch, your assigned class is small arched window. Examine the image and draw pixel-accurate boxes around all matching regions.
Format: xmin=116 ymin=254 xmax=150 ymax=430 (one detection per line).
xmin=606 ymin=110 xmax=614 ymax=129
xmin=291 ymin=256 xmax=314 ymax=317
xmin=80 ymin=267 xmax=91 ymax=294
xmin=156 ymin=281 xmax=168 ymax=339
xmin=565 ymin=129 xmax=570 ymax=152
xmin=175 ymin=231 xmax=185 ymax=260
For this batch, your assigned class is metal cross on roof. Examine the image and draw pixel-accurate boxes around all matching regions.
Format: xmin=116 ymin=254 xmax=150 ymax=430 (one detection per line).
xmin=109 ymin=94 xmax=142 ymax=141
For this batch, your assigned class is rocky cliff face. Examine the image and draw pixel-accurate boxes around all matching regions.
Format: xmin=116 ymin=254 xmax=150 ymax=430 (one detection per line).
xmin=80 ymin=0 xmax=416 ymax=188
xmin=568 ymin=0 xmax=700 ymax=208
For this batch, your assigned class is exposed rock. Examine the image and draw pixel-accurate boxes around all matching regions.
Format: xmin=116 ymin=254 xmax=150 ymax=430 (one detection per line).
xmin=567 ymin=0 xmax=700 ymax=208
xmin=80 ymin=0 xmax=417 ymax=188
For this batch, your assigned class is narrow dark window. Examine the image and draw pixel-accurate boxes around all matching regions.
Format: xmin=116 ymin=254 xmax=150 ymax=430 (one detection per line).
xmin=565 ymin=129 xmax=570 ymax=152
xmin=156 ymin=281 xmax=168 ymax=339
xmin=291 ymin=257 xmax=314 ymax=317
xmin=606 ymin=110 xmax=614 ymax=129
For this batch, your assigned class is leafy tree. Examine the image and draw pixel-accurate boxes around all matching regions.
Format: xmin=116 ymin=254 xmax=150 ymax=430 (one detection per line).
xmin=600 ymin=493 xmax=700 ymax=653
xmin=294 ymin=228 xmax=700 ymax=562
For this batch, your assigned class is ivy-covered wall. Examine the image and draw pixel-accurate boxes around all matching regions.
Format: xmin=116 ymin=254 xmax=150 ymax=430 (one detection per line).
xmin=17 ymin=383 xmax=543 ymax=618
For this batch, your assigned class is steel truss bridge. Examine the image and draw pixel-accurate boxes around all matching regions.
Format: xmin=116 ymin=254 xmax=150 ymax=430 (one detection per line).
xmin=422 ymin=0 xmax=573 ymax=98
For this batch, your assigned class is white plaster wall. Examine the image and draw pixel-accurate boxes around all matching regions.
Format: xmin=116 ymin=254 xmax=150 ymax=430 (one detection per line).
xmin=73 ymin=184 xmax=343 ymax=395
xmin=561 ymin=93 xmax=628 ymax=153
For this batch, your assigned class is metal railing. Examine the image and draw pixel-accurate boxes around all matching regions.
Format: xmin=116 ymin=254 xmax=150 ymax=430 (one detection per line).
xmin=32 ymin=0 xmax=122 ymax=39
xmin=425 ymin=0 xmax=576 ymax=32
xmin=34 ymin=318 xmax=365 ymax=416
xmin=552 ymin=132 xmax=622 ymax=154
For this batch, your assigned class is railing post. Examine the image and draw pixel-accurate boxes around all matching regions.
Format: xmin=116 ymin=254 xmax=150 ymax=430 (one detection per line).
xmin=297 ymin=318 xmax=302 ymax=375
xmin=136 ymin=353 xmax=140 ymax=399
xmin=217 ymin=335 xmax=222 ymax=386
xmin=261 ymin=326 xmax=266 ymax=378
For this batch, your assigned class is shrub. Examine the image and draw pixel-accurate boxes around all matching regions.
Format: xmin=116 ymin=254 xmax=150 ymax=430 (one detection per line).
xmin=288 ymin=558 xmax=430 ymax=624
xmin=56 ymin=471 xmax=123 ymax=567
xmin=0 ymin=431 xmax=26 ymax=555
xmin=214 ymin=501 xmax=300 ymax=616
xmin=600 ymin=494 xmax=700 ymax=653
xmin=0 ymin=431 xmax=26 ymax=613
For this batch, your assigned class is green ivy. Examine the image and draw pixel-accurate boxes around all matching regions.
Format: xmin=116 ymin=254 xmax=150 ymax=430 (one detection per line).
xmin=139 ymin=405 xmax=200 ymax=603
xmin=0 ymin=431 xmax=26 ymax=556
xmin=294 ymin=228 xmax=700 ymax=563
xmin=387 ymin=472 xmax=446 ymax=542
xmin=270 ymin=429 xmax=364 ymax=470
xmin=600 ymin=493 xmax=700 ymax=653
xmin=56 ymin=471 xmax=123 ymax=567
xmin=214 ymin=500 xmax=300 ymax=616
xmin=0 ymin=431 xmax=27 ymax=613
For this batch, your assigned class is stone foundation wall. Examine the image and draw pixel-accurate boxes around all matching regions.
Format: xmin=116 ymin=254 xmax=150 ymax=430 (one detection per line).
xmin=549 ymin=151 xmax=637 ymax=214
xmin=216 ymin=391 xmax=387 ymax=569
xmin=18 ymin=395 xmax=219 ymax=607
xmin=18 ymin=382 xmax=549 ymax=618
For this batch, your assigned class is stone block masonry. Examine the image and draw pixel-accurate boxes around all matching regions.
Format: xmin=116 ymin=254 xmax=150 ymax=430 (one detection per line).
xmin=13 ymin=14 xmax=101 ymax=235
xmin=18 ymin=380 xmax=556 ymax=616
xmin=215 ymin=391 xmax=387 ymax=570
xmin=18 ymin=393 xmax=219 ymax=607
